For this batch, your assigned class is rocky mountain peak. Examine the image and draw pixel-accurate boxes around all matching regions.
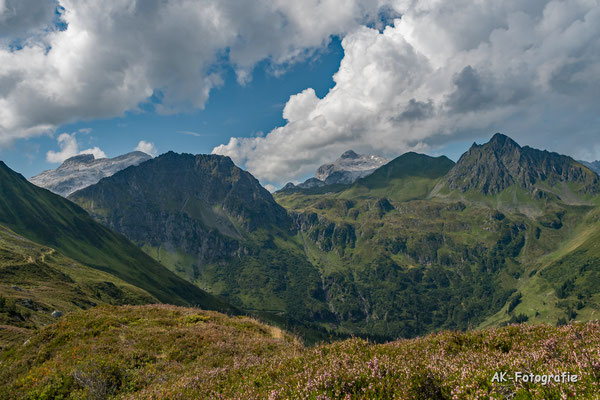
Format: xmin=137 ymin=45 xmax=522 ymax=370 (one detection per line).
xmin=446 ymin=133 xmax=599 ymax=196
xmin=69 ymin=152 xmax=290 ymax=234
xmin=315 ymin=150 xmax=388 ymax=185
xmin=487 ymin=132 xmax=518 ymax=148
xmin=340 ymin=150 xmax=360 ymax=159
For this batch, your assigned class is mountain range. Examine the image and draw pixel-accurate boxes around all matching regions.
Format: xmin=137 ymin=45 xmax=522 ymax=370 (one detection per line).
xmin=4 ymin=130 xmax=600 ymax=398
xmin=61 ymin=133 xmax=600 ymax=340
xmin=29 ymin=151 xmax=151 ymax=197
xmin=1 ymin=132 xmax=599 ymax=345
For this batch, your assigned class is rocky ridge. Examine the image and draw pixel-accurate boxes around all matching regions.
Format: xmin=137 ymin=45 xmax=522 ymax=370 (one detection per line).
xmin=445 ymin=133 xmax=599 ymax=196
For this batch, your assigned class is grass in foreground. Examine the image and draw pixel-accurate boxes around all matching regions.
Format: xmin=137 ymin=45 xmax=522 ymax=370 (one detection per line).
xmin=2 ymin=305 xmax=600 ymax=399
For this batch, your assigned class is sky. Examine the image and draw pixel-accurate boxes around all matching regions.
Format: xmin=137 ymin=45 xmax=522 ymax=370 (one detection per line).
xmin=0 ymin=0 xmax=599 ymax=190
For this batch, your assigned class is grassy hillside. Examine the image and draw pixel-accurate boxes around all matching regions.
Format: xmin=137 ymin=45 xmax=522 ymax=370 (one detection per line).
xmin=0 ymin=224 xmax=157 ymax=349
xmin=0 ymin=161 xmax=235 ymax=312
xmin=272 ymin=132 xmax=600 ymax=339
xmin=1 ymin=305 xmax=599 ymax=399
xmin=483 ymin=206 xmax=600 ymax=327
xmin=274 ymin=153 xmax=541 ymax=338
xmin=276 ymin=152 xmax=454 ymax=210
xmin=341 ymin=152 xmax=455 ymax=202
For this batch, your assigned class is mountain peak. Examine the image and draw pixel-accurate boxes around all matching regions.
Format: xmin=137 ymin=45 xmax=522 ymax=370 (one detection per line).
xmin=489 ymin=132 xmax=510 ymax=144
xmin=485 ymin=133 xmax=520 ymax=151
xmin=70 ymin=152 xmax=290 ymax=233
xmin=62 ymin=154 xmax=95 ymax=166
xmin=340 ymin=150 xmax=359 ymax=159
xmin=315 ymin=151 xmax=388 ymax=185
xmin=446 ymin=133 xmax=599 ymax=196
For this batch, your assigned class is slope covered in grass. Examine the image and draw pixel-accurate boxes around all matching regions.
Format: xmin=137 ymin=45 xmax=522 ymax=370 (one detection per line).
xmin=275 ymin=152 xmax=454 ymax=210
xmin=1 ymin=305 xmax=599 ymax=399
xmin=341 ymin=152 xmax=455 ymax=202
xmin=483 ymin=206 xmax=600 ymax=327
xmin=0 ymin=224 xmax=156 ymax=349
xmin=0 ymin=161 xmax=235 ymax=312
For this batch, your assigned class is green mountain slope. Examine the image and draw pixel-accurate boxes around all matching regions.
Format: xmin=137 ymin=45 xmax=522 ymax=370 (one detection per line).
xmin=275 ymin=135 xmax=600 ymax=338
xmin=483 ymin=206 xmax=600 ymax=327
xmin=2 ymin=305 xmax=599 ymax=399
xmin=0 ymin=161 xmax=234 ymax=312
xmin=68 ymin=153 xmax=332 ymax=327
xmin=276 ymin=152 xmax=527 ymax=338
xmin=0 ymin=224 xmax=157 ymax=348
xmin=342 ymin=152 xmax=455 ymax=201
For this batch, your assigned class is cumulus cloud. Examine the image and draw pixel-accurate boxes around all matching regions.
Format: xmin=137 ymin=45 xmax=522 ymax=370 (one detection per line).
xmin=134 ymin=140 xmax=157 ymax=157
xmin=0 ymin=0 xmax=387 ymax=145
xmin=214 ymin=0 xmax=600 ymax=185
xmin=46 ymin=132 xmax=106 ymax=163
xmin=0 ymin=0 xmax=57 ymax=39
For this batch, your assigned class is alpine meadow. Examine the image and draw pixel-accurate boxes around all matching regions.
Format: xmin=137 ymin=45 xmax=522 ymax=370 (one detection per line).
xmin=2 ymin=1 xmax=600 ymax=399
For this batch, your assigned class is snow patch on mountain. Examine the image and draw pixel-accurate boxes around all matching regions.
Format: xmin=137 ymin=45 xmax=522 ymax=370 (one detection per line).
xmin=315 ymin=150 xmax=388 ymax=185
xmin=279 ymin=150 xmax=388 ymax=192
xmin=30 ymin=151 xmax=152 ymax=197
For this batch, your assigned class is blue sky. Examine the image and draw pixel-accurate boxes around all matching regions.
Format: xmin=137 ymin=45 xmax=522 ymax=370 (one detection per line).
xmin=1 ymin=39 xmax=346 ymax=179
xmin=0 ymin=1 xmax=598 ymax=188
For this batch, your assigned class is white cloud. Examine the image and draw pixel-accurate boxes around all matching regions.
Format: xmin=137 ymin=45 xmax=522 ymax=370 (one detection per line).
xmin=178 ymin=131 xmax=199 ymax=137
xmin=214 ymin=0 xmax=600 ymax=185
xmin=0 ymin=0 xmax=388 ymax=145
xmin=263 ymin=183 xmax=277 ymax=193
xmin=134 ymin=140 xmax=157 ymax=157
xmin=0 ymin=0 xmax=57 ymax=39
xmin=46 ymin=132 xmax=106 ymax=163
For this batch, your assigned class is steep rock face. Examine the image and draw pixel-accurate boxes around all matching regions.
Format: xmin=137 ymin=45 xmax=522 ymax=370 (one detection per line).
xmin=291 ymin=212 xmax=356 ymax=254
xmin=69 ymin=152 xmax=291 ymax=262
xmin=315 ymin=150 xmax=388 ymax=184
xmin=446 ymin=133 xmax=599 ymax=196
xmin=29 ymin=151 xmax=152 ymax=197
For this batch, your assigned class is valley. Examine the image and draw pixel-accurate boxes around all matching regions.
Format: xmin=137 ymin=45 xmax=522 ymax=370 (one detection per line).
xmin=62 ymin=133 xmax=600 ymax=340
